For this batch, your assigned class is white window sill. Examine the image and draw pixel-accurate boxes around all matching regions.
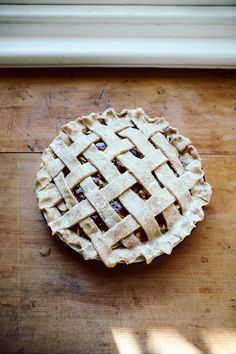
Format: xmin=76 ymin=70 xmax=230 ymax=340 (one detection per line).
xmin=0 ymin=5 xmax=236 ymax=68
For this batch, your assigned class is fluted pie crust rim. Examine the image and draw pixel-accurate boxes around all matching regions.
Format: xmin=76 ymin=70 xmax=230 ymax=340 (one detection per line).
xmin=35 ymin=108 xmax=212 ymax=267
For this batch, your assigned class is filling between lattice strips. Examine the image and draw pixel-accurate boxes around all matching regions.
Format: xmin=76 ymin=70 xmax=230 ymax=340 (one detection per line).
xmin=59 ymin=135 xmax=182 ymax=250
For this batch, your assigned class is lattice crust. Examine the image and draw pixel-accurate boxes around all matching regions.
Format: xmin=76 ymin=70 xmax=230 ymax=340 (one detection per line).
xmin=35 ymin=108 xmax=212 ymax=267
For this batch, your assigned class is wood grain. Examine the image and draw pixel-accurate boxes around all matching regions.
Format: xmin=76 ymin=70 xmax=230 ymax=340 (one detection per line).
xmin=0 ymin=68 xmax=236 ymax=354
xmin=0 ymin=68 xmax=235 ymax=154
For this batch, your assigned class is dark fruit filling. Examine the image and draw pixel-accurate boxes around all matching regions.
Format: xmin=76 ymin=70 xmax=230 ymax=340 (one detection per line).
xmin=112 ymin=158 xmax=126 ymax=173
xmin=132 ymin=183 xmax=150 ymax=199
xmin=130 ymin=148 xmax=143 ymax=158
xmin=134 ymin=228 xmax=148 ymax=242
xmin=174 ymin=201 xmax=182 ymax=215
xmin=155 ymin=213 xmax=167 ymax=233
xmin=92 ymin=173 xmax=107 ymax=188
xmin=62 ymin=166 xmax=70 ymax=176
xmin=73 ymin=186 xmax=86 ymax=202
xmin=84 ymin=129 xmax=91 ymax=135
xmin=110 ymin=200 xmax=128 ymax=218
xmin=138 ymin=190 xmax=148 ymax=199
xmin=95 ymin=140 xmax=107 ymax=151
xmin=91 ymin=213 xmax=108 ymax=231
xmin=78 ymin=156 xmax=87 ymax=164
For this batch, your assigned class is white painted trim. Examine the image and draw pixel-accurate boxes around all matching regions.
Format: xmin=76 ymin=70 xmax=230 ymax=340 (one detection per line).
xmin=1 ymin=1 xmax=236 ymax=5
xmin=0 ymin=5 xmax=236 ymax=67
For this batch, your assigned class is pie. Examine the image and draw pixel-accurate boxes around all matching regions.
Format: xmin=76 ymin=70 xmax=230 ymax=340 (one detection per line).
xmin=35 ymin=108 xmax=211 ymax=267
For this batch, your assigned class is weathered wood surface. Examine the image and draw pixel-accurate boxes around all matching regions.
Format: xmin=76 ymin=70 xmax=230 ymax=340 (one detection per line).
xmin=0 ymin=68 xmax=236 ymax=354
xmin=0 ymin=69 xmax=235 ymax=154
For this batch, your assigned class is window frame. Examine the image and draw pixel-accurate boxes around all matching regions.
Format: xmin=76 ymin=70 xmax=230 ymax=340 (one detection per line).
xmin=0 ymin=4 xmax=235 ymax=67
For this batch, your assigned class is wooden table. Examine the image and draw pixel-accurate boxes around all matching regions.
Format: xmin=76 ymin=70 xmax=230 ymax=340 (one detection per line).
xmin=1 ymin=68 xmax=236 ymax=354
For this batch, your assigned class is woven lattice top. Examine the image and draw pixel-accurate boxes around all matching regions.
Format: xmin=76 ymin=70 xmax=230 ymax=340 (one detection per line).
xmin=36 ymin=108 xmax=211 ymax=267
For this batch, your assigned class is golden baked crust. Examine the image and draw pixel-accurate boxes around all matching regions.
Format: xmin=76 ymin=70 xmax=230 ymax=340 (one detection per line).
xmin=35 ymin=108 xmax=211 ymax=267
